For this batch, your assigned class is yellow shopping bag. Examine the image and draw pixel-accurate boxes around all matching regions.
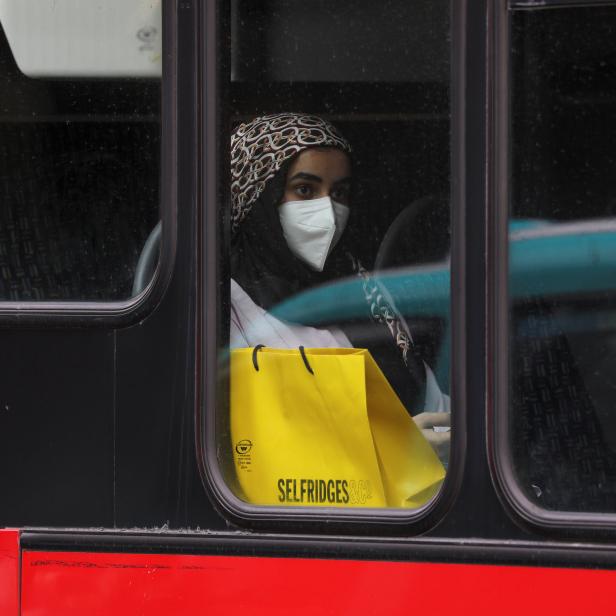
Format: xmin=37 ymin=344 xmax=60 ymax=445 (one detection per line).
xmin=230 ymin=347 xmax=445 ymax=508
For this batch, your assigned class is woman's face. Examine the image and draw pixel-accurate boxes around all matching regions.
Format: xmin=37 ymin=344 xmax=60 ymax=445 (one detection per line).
xmin=281 ymin=147 xmax=352 ymax=206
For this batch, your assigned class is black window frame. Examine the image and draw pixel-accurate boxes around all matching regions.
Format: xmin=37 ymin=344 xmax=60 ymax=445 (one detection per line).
xmin=491 ymin=0 xmax=616 ymax=532
xmin=197 ymin=0 xmax=468 ymax=534
xmin=0 ymin=0 xmax=177 ymax=328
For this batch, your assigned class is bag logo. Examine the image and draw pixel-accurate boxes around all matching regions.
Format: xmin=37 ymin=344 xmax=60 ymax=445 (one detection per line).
xmin=277 ymin=478 xmax=373 ymax=505
xmin=235 ymin=439 xmax=253 ymax=455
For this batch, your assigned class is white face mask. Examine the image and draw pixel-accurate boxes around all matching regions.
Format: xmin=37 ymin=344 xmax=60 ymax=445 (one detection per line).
xmin=278 ymin=196 xmax=350 ymax=272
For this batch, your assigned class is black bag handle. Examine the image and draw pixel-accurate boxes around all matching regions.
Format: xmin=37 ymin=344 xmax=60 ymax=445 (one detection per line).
xmin=252 ymin=345 xmax=266 ymax=371
xmin=298 ymin=346 xmax=314 ymax=375
xmin=251 ymin=345 xmax=314 ymax=375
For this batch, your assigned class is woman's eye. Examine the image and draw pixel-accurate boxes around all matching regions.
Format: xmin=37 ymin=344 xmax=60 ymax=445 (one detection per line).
xmin=295 ymin=184 xmax=313 ymax=198
xmin=331 ymin=186 xmax=350 ymax=203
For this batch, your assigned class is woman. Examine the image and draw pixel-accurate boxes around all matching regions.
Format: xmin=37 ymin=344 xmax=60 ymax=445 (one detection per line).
xmin=229 ymin=112 xmax=450 ymax=456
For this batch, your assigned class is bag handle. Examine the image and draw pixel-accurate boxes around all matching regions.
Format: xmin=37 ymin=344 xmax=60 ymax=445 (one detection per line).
xmin=251 ymin=344 xmax=314 ymax=375
xmin=298 ymin=346 xmax=315 ymax=375
xmin=252 ymin=344 xmax=266 ymax=371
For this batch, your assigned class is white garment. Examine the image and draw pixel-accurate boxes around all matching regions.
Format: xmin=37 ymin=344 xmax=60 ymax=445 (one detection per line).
xmin=230 ymin=279 xmax=450 ymax=412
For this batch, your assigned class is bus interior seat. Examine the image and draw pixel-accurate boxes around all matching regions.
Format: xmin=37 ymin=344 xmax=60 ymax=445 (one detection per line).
xmin=0 ymin=125 xmax=158 ymax=301
xmin=512 ymin=298 xmax=616 ymax=511
xmin=374 ymin=194 xmax=450 ymax=271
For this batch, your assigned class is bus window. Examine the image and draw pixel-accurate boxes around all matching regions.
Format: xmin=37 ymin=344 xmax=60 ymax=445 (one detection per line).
xmin=208 ymin=0 xmax=453 ymax=516
xmin=0 ymin=1 xmax=162 ymax=302
xmin=504 ymin=4 xmax=616 ymax=516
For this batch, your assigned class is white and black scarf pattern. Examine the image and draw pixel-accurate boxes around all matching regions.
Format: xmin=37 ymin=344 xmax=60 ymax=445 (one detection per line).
xmin=349 ymin=255 xmax=414 ymax=370
xmin=231 ymin=113 xmax=352 ymax=233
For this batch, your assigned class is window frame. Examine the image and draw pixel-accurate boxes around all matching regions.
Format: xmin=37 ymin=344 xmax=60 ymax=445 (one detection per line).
xmin=0 ymin=0 xmax=177 ymax=328
xmin=490 ymin=0 xmax=616 ymax=531
xmin=197 ymin=0 xmax=468 ymax=532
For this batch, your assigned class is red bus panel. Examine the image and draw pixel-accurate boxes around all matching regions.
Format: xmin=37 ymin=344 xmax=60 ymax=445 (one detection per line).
xmin=21 ymin=549 xmax=616 ymax=615
xmin=0 ymin=530 xmax=19 ymax=616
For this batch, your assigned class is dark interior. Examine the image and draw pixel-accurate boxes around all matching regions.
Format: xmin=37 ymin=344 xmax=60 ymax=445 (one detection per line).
xmin=512 ymin=6 xmax=616 ymax=222
xmin=0 ymin=24 xmax=160 ymax=301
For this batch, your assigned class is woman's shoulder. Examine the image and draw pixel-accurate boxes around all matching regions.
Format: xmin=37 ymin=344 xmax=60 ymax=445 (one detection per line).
xmin=230 ymin=278 xmax=247 ymax=301
xmin=230 ymin=278 xmax=352 ymax=349
xmin=231 ymin=279 xmax=266 ymax=316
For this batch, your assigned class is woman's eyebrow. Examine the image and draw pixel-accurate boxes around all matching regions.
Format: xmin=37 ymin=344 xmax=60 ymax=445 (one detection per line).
xmin=288 ymin=172 xmax=322 ymax=183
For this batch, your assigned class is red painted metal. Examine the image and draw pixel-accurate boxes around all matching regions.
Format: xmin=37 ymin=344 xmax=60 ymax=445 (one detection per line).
xmin=0 ymin=529 xmax=19 ymax=616
xmin=20 ymin=549 xmax=616 ymax=615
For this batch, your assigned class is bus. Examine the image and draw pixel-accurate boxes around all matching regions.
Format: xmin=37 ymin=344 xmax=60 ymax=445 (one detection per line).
xmin=2 ymin=0 xmax=616 ymax=613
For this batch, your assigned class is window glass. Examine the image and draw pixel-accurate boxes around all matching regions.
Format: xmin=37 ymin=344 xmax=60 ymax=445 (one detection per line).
xmin=0 ymin=0 xmax=161 ymax=301
xmin=214 ymin=0 xmax=452 ymax=511
xmin=509 ymin=5 xmax=616 ymax=513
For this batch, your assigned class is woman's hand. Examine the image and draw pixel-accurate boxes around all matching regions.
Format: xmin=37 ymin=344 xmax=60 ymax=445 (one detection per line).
xmin=414 ymin=411 xmax=451 ymax=466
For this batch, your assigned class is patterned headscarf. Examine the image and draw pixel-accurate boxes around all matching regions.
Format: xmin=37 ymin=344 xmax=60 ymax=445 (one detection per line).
xmin=230 ymin=112 xmax=352 ymax=233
